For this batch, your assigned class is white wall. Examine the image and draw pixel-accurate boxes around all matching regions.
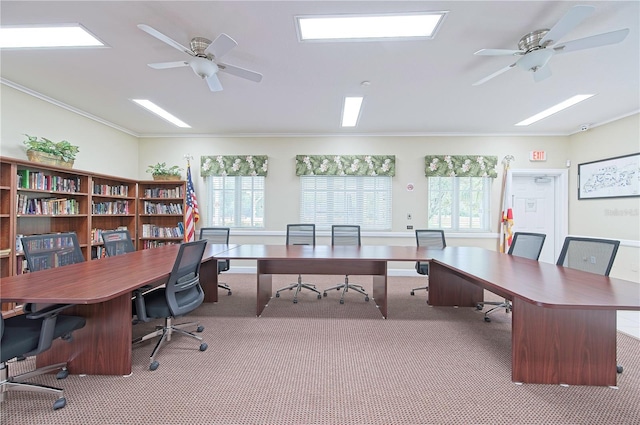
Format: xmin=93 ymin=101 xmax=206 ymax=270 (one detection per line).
xmin=0 ymin=85 xmax=139 ymax=178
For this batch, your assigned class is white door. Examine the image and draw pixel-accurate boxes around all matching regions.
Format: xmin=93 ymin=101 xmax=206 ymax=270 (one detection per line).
xmin=511 ymin=172 xmax=567 ymax=264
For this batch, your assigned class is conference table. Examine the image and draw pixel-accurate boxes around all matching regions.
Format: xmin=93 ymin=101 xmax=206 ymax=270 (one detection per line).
xmin=2 ymin=243 xmax=639 ymax=387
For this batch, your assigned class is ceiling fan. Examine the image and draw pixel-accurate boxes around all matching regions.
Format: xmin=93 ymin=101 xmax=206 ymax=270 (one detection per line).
xmin=138 ymin=24 xmax=263 ymax=92
xmin=472 ymin=5 xmax=629 ymax=86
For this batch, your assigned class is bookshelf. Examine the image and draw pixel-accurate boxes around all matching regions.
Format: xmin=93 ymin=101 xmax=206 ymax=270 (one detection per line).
xmin=90 ymin=174 xmax=137 ymax=259
xmin=137 ymin=180 xmax=186 ymax=249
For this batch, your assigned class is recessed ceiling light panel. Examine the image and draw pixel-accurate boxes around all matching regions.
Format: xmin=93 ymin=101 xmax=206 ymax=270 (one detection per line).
xmin=341 ymin=97 xmax=364 ymax=127
xmin=0 ymin=24 xmax=105 ymax=48
xmin=515 ymin=94 xmax=595 ymax=126
xmin=132 ymin=99 xmax=191 ymax=128
xmin=296 ymin=12 xmax=447 ymax=42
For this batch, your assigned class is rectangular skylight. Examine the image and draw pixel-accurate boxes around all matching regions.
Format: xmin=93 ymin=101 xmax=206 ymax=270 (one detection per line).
xmin=296 ymin=12 xmax=447 ymax=41
xmin=0 ymin=24 xmax=104 ymax=48
xmin=515 ymin=94 xmax=595 ymax=126
xmin=132 ymin=99 xmax=191 ymax=128
xmin=341 ymin=97 xmax=364 ymax=127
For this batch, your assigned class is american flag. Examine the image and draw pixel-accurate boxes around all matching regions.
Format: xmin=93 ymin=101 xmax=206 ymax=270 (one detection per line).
xmin=185 ymin=163 xmax=199 ymax=242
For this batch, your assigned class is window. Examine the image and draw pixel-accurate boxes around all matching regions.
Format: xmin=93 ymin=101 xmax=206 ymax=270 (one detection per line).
xmin=206 ymin=176 xmax=264 ymax=228
xmin=428 ymin=176 xmax=490 ymax=231
xmin=300 ymin=175 xmax=392 ymax=230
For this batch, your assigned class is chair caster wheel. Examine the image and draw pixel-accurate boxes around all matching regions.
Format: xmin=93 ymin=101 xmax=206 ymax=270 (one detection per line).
xmin=617 ymin=365 xmax=623 ymax=374
xmin=410 ymin=291 xmax=415 ymax=296
xmin=150 ymin=361 xmax=159 ymax=371
xmin=365 ymin=296 xmax=370 ymax=302
xmin=340 ymin=299 xmax=344 ymax=304
xmin=53 ymin=397 xmax=67 ymax=410
xmin=227 ymin=291 xmax=232 ymax=296
xmin=200 ymin=343 xmax=208 ymax=351
xmin=476 ymin=304 xmax=484 ymax=310
xmin=317 ymin=294 xmax=322 ymax=299
xmin=275 ymin=293 xmax=280 ymax=298
xmin=196 ymin=325 xmax=204 ymax=333
xmin=484 ymin=317 xmax=491 ymax=322
xmin=323 ymin=292 xmax=328 ymax=297
xmin=293 ymin=299 xmax=298 ymax=304
xmin=56 ymin=368 xmax=69 ymax=380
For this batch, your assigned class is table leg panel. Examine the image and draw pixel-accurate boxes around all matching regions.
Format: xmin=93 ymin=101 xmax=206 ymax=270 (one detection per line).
xmin=201 ymin=259 xmax=219 ymax=303
xmin=427 ymin=263 xmax=484 ymax=307
xmin=37 ymin=294 xmax=133 ymax=376
xmin=512 ymin=298 xmax=617 ymax=386
xmin=256 ymin=268 xmax=272 ymax=317
xmin=372 ymin=274 xmax=387 ymax=318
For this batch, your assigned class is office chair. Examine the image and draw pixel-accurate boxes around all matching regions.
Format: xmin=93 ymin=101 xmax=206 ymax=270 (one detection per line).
xmin=323 ymin=225 xmax=369 ymax=304
xmin=21 ymin=232 xmax=85 ymax=272
xmin=479 ymin=232 xmax=546 ymax=322
xmin=199 ymin=227 xmax=232 ymax=296
xmin=101 ymin=229 xmax=135 ymax=256
xmin=132 ymin=240 xmax=209 ymax=371
xmin=275 ymin=224 xmax=322 ymax=303
xmin=1 ymin=303 xmax=86 ymax=410
xmin=555 ymin=236 xmax=623 ymax=374
xmin=410 ymin=229 xmax=446 ymax=296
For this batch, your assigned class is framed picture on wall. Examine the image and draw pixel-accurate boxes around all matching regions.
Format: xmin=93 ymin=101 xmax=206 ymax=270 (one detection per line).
xmin=578 ymin=152 xmax=640 ymax=199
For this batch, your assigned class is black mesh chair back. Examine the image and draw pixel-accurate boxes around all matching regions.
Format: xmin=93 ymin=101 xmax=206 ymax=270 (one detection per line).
xmin=415 ymin=229 xmax=446 ymax=275
xmin=101 ymin=229 xmax=135 ymax=256
xmin=165 ymin=240 xmax=207 ymax=317
xmin=199 ymin=227 xmax=231 ymax=273
xmin=332 ymin=225 xmax=361 ymax=246
xmin=556 ymin=237 xmax=620 ymax=276
xmin=508 ymin=232 xmax=546 ymax=260
xmin=21 ymin=232 xmax=85 ymax=272
xmin=286 ymin=224 xmax=315 ymax=246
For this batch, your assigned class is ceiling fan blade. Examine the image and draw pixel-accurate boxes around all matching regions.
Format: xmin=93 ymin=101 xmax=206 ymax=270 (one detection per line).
xmin=218 ymin=63 xmax=263 ymax=83
xmin=539 ymin=5 xmax=595 ymax=46
xmin=138 ymin=24 xmax=194 ymax=56
xmin=533 ymin=64 xmax=552 ymax=82
xmin=205 ymin=33 xmax=238 ymax=59
xmin=147 ymin=61 xmax=189 ymax=70
xmin=553 ymin=28 xmax=630 ymax=54
xmin=474 ymin=48 xmax=522 ymax=56
xmin=472 ymin=63 xmax=516 ymax=86
xmin=206 ymin=73 xmax=224 ymax=92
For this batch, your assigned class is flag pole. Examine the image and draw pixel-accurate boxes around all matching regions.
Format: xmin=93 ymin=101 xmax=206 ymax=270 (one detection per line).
xmin=499 ymin=155 xmax=514 ymax=253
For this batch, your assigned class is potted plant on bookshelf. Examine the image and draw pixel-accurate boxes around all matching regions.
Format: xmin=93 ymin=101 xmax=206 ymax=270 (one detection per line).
xmin=146 ymin=162 xmax=183 ymax=180
xmin=23 ymin=134 xmax=79 ymax=169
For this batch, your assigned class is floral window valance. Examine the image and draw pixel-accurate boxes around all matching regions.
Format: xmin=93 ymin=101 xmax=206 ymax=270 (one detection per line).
xmin=201 ymin=155 xmax=268 ymax=177
xmin=295 ymin=155 xmax=396 ymax=176
xmin=424 ymin=155 xmax=497 ymax=178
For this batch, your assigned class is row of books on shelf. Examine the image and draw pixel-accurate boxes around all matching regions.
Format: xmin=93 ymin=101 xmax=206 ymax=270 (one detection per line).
xmin=142 ymin=201 xmax=183 ymax=215
xmin=142 ymin=186 xmax=184 ymax=199
xmin=17 ymin=169 xmax=81 ymax=193
xmin=91 ymin=226 xmax=129 ymax=244
xmin=16 ymin=194 xmax=80 ymax=215
xmin=93 ymin=183 xmax=129 ymax=197
xmin=92 ymin=200 xmax=131 ymax=215
xmin=140 ymin=240 xmax=181 ymax=249
xmin=140 ymin=222 xmax=184 ymax=238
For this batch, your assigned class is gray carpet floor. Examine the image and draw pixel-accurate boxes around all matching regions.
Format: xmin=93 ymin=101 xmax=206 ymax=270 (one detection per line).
xmin=1 ymin=274 xmax=639 ymax=424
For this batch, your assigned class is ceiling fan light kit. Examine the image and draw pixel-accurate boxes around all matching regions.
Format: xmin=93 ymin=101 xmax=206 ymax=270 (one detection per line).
xmin=473 ymin=5 xmax=629 ymax=85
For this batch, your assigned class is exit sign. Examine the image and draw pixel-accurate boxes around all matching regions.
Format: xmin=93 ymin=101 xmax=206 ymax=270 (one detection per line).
xmin=529 ymin=150 xmax=547 ymax=161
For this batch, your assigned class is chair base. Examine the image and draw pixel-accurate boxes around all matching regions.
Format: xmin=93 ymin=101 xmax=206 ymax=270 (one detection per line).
xmin=1 ymin=360 xmax=67 ymax=410
xmin=132 ymin=317 xmax=207 ymax=370
xmin=218 ymin=282 xmax=232 ymax=296
xmin=323 ymin=276 xmax=369 ymax=304
xmin=410 ymin=285 xmax=428 ymax=296
xmin=477 ymin=299 xmax=511 ymax=322
xmin=275 ymin=275 xmax=322 ymax=303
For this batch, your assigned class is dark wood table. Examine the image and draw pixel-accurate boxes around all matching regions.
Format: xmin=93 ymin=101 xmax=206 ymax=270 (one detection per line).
xmin=212 ymin=245 xmax=640 ymax=386
xmin=0 ymin=243 xmax=236 ymax=376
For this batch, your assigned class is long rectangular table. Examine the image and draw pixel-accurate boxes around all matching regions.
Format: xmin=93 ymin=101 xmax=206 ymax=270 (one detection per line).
xmin=211 ymin=244 xmax=640 ymax=386
xmin=0 ymin=243 xmax=235 ymax=376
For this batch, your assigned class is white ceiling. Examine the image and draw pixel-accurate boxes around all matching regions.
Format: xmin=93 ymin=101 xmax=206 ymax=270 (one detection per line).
xmin=1 ymin=1 xmax=638 ymax=137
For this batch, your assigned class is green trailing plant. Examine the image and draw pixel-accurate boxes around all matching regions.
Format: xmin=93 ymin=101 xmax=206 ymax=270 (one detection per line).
xmin=146 ymin=162 xmax=183 ymax=176
xmin=23 ymin=134 xmax=79 ymax=162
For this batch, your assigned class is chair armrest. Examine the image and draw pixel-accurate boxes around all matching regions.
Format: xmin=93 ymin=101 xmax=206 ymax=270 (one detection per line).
xmin=22 ymin=303 xmax=77 ymax=357
xmin=133 ymin=289 xmax=151 ymax=323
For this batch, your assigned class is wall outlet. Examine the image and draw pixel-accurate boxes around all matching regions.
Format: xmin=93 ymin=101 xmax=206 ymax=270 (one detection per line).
xmin=590 ymin=256 xmax=597 ymax=264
